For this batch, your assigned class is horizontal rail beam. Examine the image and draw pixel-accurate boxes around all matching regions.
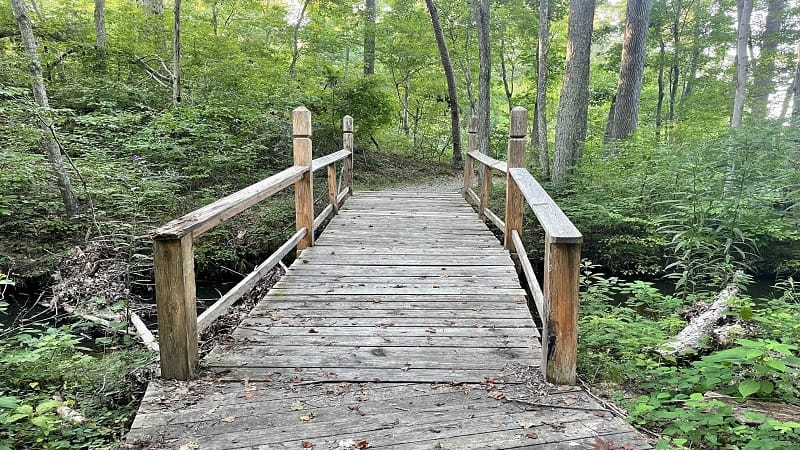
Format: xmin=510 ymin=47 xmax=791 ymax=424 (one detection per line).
xmin=197 ymin=228 xmax=307 ymax=332
xmin=508 ymin=168 xmax=582 ymax=244
xmin=337 ymin=186 xmax=350 ymax=204
xmin=468 ymin=151 xmax=507 ymax=173
xmin=511 ymin=230 xmax=544 ymax=319
xmin=152 ymin=165 xmax=307 ymax=240
xmin=484 ymin=208 xmax=506 ymax=234
xmin=313 ymin=204 xmax=334 ymax=231
xmin=311 ymin=149 xmax=351 ymax=172
xmin=465 ymin=188 xmax=480 ymax=206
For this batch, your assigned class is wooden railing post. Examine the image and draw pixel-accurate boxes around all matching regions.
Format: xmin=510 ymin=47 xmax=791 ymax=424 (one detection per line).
xmin=542 ymin=239 xmax=581 ymax=385
xmin=463 ymin=116 xmax=477 ymax=195
xmin=342 ymin=115 xmax=354 ymax=197
xmin=293 ymin=106 xmax=314 ymax=250
xmin=504 ymin=107 xmax=526 ymax=250
xmin=153 ymin=234 xmax=197 ymax=380
xmin=479 ymin=168 xmax=491 ymax=220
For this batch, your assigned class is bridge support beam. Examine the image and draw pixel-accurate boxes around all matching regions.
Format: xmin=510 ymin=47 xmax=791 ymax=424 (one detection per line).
xmin=343 ymin=115 xmax=354 ymax=198
xmin=293 ymin=106 xmax=314 ymax=250
xmin=504 ymin=107 xmax=526 ymax=250
xmin=542 ymin=240 xmax=581 ymax=385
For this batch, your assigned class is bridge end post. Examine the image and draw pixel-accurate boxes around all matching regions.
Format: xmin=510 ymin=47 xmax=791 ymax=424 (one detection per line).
xmin=542 ymin=239 xmax=580 ymax=385
xmin=463 ymin=116 xmax=477 ymax=196
xmin=343 ymin=115 xmax=354 ymax=198
xmin=504 ymin=107 xmax=527 ymax=250
xmin=294 ymin=106 xmax=314 ymax=250
xmin=153 ymin=235 xmax=198 ymax=380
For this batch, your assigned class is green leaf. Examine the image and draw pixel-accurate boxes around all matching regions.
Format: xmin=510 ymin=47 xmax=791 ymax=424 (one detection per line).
xmin=0 ymin=397 xmax=20 ymax=409
xmin=765 ymin=359 xmax=788 ymax=372
xmin=738 ymin=379 xmax=761 ymax=397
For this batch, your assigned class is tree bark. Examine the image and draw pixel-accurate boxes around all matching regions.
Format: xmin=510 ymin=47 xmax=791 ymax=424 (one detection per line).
xmin=11 ymin=0 xmax=78 ymax=217
xmin=536 ymin=0 xmax=550 ymax=179
xmin=680 ymin=0 xmax=701 ymax=104
xmin=656 ymin=32 xmax=666 ymax=141
xmin=608 ymin=0 xmax=653 ymax=141
xmin=668 ymin=0 xmax=681 ymax=121
xmin=499 ymin=33 xmax=514 ymax=113
xmin=364 ymin=0 xmax=376 ymax=76
xmin=173 ymin=0 xmax=181 ymax=105
xmin=471 ymin=0 xmax=491 ymax=156
xmin=142 ymin=0 xmax=163 ymax=15
xmin=424 ymin=0 xmax=462 ymax=168
xmin=791 ymin=42 xmax=800 ymax=123
xmin=289 ymin=0 xmax=309 ymax=76
xmin=552 ymin=0 xmax=596 ymax=184
xmin=731 ymin=0 xmax=754 ymax=128
xmin=94 ymin=0 xmax=106 ymax=51
xmin=752 ymin=0 xmax=785 ymax=118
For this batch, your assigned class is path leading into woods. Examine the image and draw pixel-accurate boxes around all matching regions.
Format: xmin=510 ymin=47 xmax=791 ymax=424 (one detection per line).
xmin=126 ymin=190 xmax=650 ymax=449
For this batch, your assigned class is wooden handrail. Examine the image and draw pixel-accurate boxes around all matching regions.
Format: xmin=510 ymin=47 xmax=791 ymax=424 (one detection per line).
xmin=152 ymin=107 xmax=355 ymax=380
xmin=463 ymin=107 xmax=581 ymax=385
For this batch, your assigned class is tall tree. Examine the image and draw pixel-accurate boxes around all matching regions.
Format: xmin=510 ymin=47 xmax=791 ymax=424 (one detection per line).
xmin=608 ymin=0 xmax=654 ymax=141
xmin=536 ymin=0 xmax=550 ymax=178
xmin=364 ymin=0 xmax=376 ymax=75
xmin=11 ymin=0 xmax=78 ymax=217
xmin=94 ymin=0 xmax=107 ymax=51
xmin=471 ymin=0 xmax=491 ymax=156
xmin=142 ymin=0 xmax=163 ymax=15
xmin=173 ymin=0 xmax=182 ymax=104
xmin=793 ymin=42 xmax=800 ymax=122
xmin=668 ymin=0 xmax=682 ymax=121
xmin=424 ymin=0 xmax=462 ymax=167
xmin=731 ymin=0 xmax=754 ymax=128
xmin=289 ymin=0 xmax=309 ymax=75
xmin=552 ymin=0 xmax=596 ymax=183
xmin=752 ymin=0 xmax=785 ymax=118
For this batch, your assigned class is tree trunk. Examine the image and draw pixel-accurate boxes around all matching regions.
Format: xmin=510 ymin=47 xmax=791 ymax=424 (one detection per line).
xmin=608 ymin=0 xmax=653 ymax=141
xmin=499 ymin=33 xmax=513 ymax=112
xmin=364 ymin=0 xmax=376 ymax=76
xmin=752 ymin=0 xmax=785 ymax=118
xmin=792 ymin=42 xmax=800 ymax=123
xmin=212 ymin=1 xmax=218 ymax=35
xmin=142 ymin=0 xmax=163 ymax=15
xmin=536 ymin=0 xmax=550 ymax=179
xmin=29 ymin=0 xmax=44 ymax=20
xmin=472 ymin=0 xmax=491 ymax=156
xmin=731 ymin=0 xmax=754 ymax=128
xmin=11 ymin=0 xmax=78 ymax=218
xmin=552 ymin=0 xmax=596 ymax=183
xmin=425 ymin=0 xmax=462 ymax=168
xmin=173 ymin=0 xmax=181 ymax=105
xmin=668 ymin=0 xmax=681 ymax=121
xmin=289 ymin=0 xmax=309 ymax=76
xmin=94 ymin=0 xmax=106 ymax=51
xmin=656 ymin=32 xmax=666 ymax=141
xmin=680 ymin=0 xmax=701 ymax=104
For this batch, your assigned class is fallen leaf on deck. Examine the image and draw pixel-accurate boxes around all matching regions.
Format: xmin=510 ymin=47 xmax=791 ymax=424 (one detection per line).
xmin=354 ymin=440 xmax=371 ymax=449
xmin=491 ymin=422 xmax=503 ymax=428
xmin=299 ymin=412 xmax=315 ymax=421
xmin=564 ymin=396 xmax=578 ymax=405
xmin=308 ymin=328 xmax=318 ymax=333
xmin=519 ymin=420 xmax=535 ymax=429
xmin=488 ymin=390 xmax=506 ymax=400
xmin=526 ymin=432 xmax=539 ymax=439
xmin=426 ymin=328 xmax=437 ymax=333
xmin=178 ymin=443 xmax=200 ymax=450
xmin=221 ymin=416 xmax=235 ymax=423
xmin=291 ymin=402 xmax=305 ymax=411
xmin=291 ymin=376 xmax=302 ymax=383
xmin=589 ymin=437 xmax=619 ymax=450
xmin=301 ymin=440 xmax=314 ymax=448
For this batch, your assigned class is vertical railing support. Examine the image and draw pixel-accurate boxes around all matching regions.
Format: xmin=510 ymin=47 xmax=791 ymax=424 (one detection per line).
xmin=463 ymin=116 xmax=477 ymax=195
xmin=153 ymin=234 xmax=197 ymax=380
xmin=327 ymin=164 xmax=339 ymax=214
xmin=293 ymin=106 xmax=314 ymax=250
xmin=342 ymin=115 xmax=354 ymax=198
xmin=479 ymin=168 xmax=491 ymax=220
xmin=542 ymin=239 xmax=581 ymax=385
xmin=504 ymin=107 xmax=526 ymax=250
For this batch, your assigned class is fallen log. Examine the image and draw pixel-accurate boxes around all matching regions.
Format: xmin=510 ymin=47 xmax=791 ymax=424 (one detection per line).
xmin=657 ymin=285 xmax=740 ymax=356
xmin=704 ymin=391 xmax=800 ymax=425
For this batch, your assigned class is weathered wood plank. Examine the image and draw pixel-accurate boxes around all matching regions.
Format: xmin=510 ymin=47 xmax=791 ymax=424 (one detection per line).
xmin=484 ymin=207 xmax=506 ymax=234
xmin=509 ymin=168 xmax=582 ymax=244
xmin=228 ymin=334 xmax=537 ymax=348
xmin=293 ymin=255 xmax=515 ymax=266
xmin=240 ymin=316 xmax=532 ymax=328
xmin=312 ymin=203 xmax=333 ymax=231
xmin=512 ymin=229 xmax=544 ymax=319
xmin=310 ymin=149 xmax=350 ymax=172
xmin=151 ymin=166 xmax=305 ymax=240
xmin=468 ymin=150 xmax=508 ymax=173
xmin=267 ymin=286 xmax=525 ymax=295
xmin=235 ymin=325 xmax=535 ymax=338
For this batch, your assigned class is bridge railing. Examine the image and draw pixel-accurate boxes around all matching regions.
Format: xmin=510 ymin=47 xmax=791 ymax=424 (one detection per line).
xmin=150 ymin=107 xmax=354 ymax=380
xmin=464 ymin=107 xmax=582 ymax=385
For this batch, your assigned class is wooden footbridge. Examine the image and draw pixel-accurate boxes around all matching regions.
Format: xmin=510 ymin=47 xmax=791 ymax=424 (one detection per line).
xmin=126 ymin=108 xmax=651 ymax=449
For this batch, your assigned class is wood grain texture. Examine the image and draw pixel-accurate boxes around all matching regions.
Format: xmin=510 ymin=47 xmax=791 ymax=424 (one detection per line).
xmin=153 ymin=235 xmax=197 ymax=380
xmin=543 ymin=241 xmax=581 ymax=385
xmin=293 ymin=108 xmax=314 ymax=250
xmin=504 ymin=107 xmax=527 ymax=250
xmin=508 ymin=168 xmax=582 ymax=243
xmin=311 ymin=149 xmax=350 ymax=172
xmin=468 ymin=150 xmax=508 ymax=173
xmin=130 ymin=190 xmax=646 ymax=449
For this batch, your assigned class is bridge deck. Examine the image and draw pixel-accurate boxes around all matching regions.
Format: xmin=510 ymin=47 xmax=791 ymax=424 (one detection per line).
xmin=126 ymin=191 xmax=650 ymax=449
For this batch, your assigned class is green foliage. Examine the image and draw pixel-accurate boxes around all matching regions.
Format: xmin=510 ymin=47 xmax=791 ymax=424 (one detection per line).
xmin=0 ymin=325 xmax=155 ymax=449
